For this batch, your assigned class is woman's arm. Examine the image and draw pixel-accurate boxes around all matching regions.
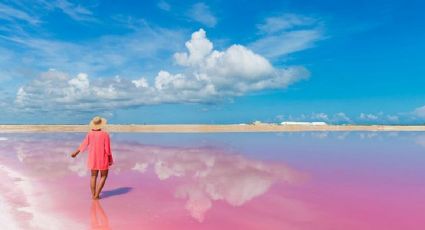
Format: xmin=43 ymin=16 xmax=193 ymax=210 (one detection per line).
xmin=71 ymin=133 xmax=89 ymax=158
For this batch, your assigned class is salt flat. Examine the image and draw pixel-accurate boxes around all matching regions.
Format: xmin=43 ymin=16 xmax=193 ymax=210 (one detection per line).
xmin=1 ymin=132 xmax=425 ymax=229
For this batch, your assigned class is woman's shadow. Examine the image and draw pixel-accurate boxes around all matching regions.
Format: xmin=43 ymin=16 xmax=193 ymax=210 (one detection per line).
xmin=101 ymin=187 xmax=133 ymax=199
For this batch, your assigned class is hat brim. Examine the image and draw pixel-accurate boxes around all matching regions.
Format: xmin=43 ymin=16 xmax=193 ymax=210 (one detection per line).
xmin=89 ymin=117 xmax=107 ymax=130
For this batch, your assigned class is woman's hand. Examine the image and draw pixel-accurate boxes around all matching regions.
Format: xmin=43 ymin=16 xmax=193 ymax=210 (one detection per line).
xmin=71 ymin=150 xmax=80 ymax=158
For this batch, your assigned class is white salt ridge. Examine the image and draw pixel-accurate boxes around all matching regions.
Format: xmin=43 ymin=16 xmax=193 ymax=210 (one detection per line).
xmin=0 ymin=164 xmax=85 ymax=230
xmin=0 ymin=137 xmax=8 ymax=141
xmin=0 ymin=195 xmax=21 ymax=230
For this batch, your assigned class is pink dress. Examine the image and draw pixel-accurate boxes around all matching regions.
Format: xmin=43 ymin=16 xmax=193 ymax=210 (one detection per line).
xmin=78 ymin=130 xmax=113 ymax=170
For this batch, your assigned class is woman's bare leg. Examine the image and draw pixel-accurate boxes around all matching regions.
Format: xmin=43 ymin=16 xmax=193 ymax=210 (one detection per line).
xmin=94 ymin=170 xmax=108 ymax=199
xmin=91 ymin=170 xmax=99 ymax=199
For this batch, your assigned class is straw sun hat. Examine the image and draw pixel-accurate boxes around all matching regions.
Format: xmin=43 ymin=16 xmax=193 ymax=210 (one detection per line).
xmin=89 ymin=116 xmax=107 ymax=130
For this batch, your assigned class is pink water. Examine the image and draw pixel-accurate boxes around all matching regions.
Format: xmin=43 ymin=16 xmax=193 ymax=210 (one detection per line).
xmin=0 ymin=132 xmax=425 ymax=229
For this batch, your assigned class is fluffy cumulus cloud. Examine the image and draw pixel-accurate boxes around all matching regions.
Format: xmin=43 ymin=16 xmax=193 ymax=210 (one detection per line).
xmin=15 ymin=29 xmax=309 ymax=113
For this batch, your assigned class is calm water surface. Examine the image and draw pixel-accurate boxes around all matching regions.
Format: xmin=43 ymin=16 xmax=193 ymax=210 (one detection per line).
xmin=0 ymin=132 xmax=424 ymax=230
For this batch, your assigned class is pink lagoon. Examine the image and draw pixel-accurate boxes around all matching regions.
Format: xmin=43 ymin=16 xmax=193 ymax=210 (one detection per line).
xmin=1 ymin=132 xmax=425 ymax=230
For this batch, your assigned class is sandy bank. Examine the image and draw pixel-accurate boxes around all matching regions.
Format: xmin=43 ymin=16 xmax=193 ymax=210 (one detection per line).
xmin=0 ymin=124 xmax=425 ymax=133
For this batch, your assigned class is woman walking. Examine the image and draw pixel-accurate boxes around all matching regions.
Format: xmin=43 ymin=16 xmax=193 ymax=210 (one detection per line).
xmin=71 ymin=116 xmax=113 ymax=200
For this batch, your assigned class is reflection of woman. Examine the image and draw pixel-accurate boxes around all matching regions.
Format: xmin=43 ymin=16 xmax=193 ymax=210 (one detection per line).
xmin=91 ymin=200 xmax=111 ymax=230
xmin=71 ymin=116 xmax=113 ymax=199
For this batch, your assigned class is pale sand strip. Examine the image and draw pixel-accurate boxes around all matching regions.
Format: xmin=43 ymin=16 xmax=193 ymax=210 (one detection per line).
xmin=0 ymin=124 xmax=425 ymax=133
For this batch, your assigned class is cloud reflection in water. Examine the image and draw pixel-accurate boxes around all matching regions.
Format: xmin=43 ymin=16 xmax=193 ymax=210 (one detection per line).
xmin=0 ymin=134 xmax=307 ymax=227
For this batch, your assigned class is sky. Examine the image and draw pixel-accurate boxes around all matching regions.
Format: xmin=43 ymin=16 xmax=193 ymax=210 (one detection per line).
xmin=0 ymin=0 xmax=424 ymax=124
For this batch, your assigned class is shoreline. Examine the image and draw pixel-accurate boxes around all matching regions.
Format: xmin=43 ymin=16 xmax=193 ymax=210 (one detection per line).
xmin=0 ymin=124 xmax=425 ymax=133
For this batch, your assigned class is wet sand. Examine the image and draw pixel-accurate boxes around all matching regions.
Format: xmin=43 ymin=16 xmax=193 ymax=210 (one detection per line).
xmin=0 ymin=124 xmax=425 ymax=133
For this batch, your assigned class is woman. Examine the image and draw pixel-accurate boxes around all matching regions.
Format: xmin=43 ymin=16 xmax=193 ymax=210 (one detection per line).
xmin=71 ymin=116 xmax=113 ymax=200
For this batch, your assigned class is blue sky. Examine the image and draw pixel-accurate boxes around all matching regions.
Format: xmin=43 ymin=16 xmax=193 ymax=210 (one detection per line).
xmin=0 ymin=0 xmax=424 ymax=124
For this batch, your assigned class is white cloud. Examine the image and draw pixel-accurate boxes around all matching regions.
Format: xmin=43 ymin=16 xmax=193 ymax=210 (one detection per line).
xmin=172 ymin=29 xmax=308 ymax=94
xmin=174 ymin=29 xmax=214 ymax=66
xmin=310 ymin=112 xmax=329 ymax=121
xmin=250 ymin=30 xmax=322 ymax=58
xmin=277 ymin=111 xmax=411 ymax=125
xmin=132 ymin=77 xmax=149 ymax=88
xmin=0 ymin=0 xmax=95 ymax=25
xmin=0 ymin=2 xmax=41 ymax=25
xmin=275 ymin=112 xmax=359 ymax=124
xmin=359 ymin=113 xmax=379 ymax=121
xmin=357 ymin=112 xmax=403 ymax=124
xmin=308 ymin=112 xmax=352 ymax=124
xmin=53 ymin=0 xmax=95 ymax=22
xmin=275 ymin=112 xmax=350 ymax=124
xmin=332 ymin=112 xmax=352 ymax=123
xmin=14 ymin=29 xmax=309 ymax=113
xmin=250 ymin=13 xmax=323 ymax=58
xmin=257 ymin=14 xmax=317 ymax=34
xmin=414 ymin=105 xmax=425 ymax=118
xmin=187 ymin=3 xmax=217 ymax=27
xmin=386 ymin=115 xmax=399 ymax=122
xmin=0 ymin=3 xmax=189 ymax=87
xmin=68 ymin=73 xmax=90 ymax=90
xmin=1 ymin=24 xmax=186 ymax=79
xmin=157 ymin=0 xmax=171 ymax=11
